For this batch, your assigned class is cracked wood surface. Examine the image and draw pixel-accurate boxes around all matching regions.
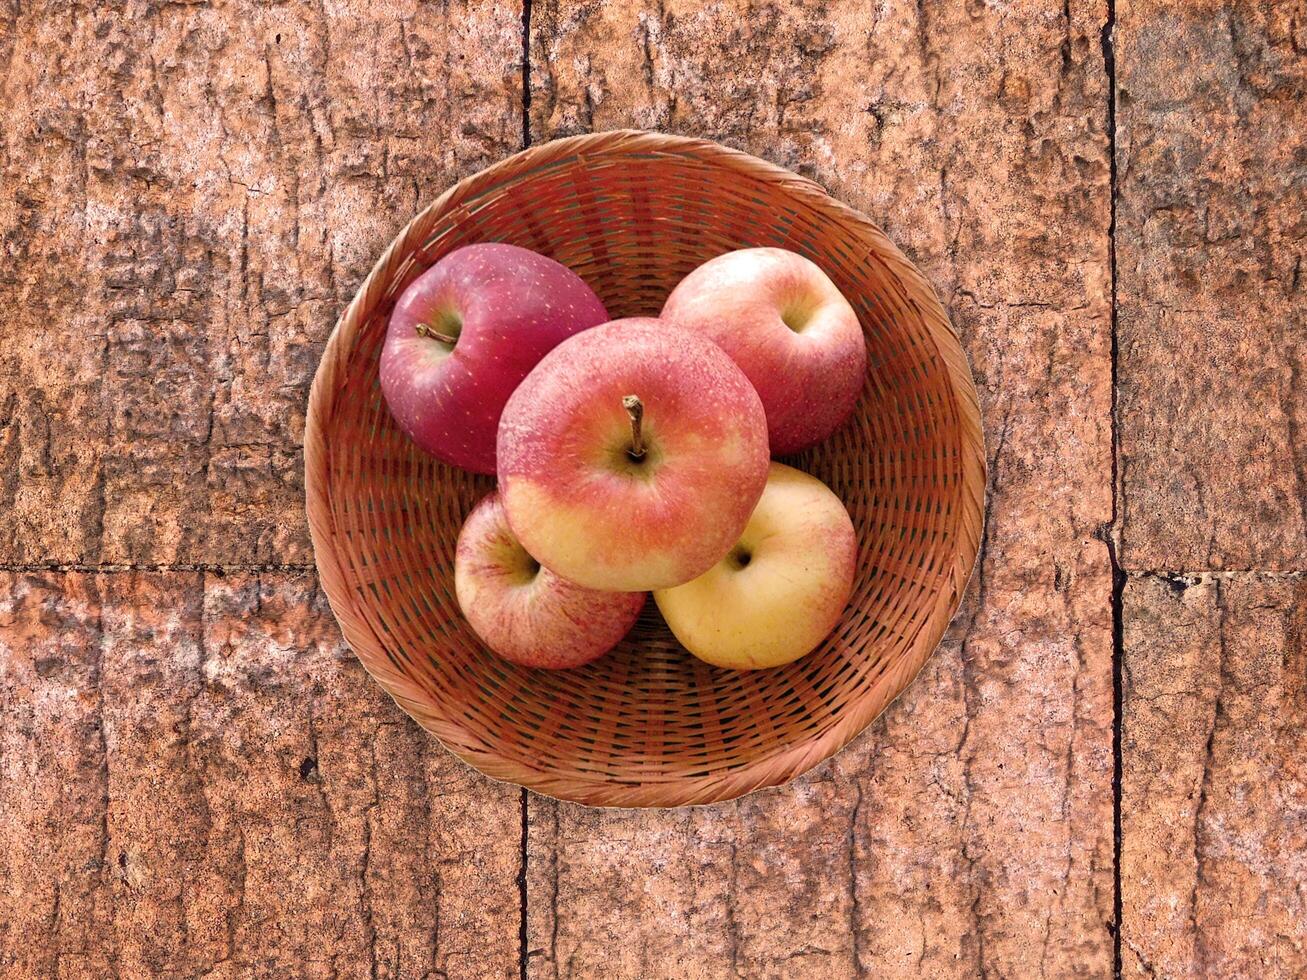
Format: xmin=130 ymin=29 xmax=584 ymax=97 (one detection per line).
xmin=1116 ymin=1 xmax=1307 ymax=571
xmin=0 ymin=571 xmax=522 ymax=978
xmin=1 ymin=0 xmax=1305 ymax=977
xmin=1121 ymin=573 xmax=1307 ymax=978
xmin=0 ymin=0 xmax=523 ymax=566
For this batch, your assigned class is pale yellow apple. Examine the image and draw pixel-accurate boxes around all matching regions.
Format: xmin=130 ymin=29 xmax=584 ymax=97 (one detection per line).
xmin=654 ymin=462 xmax=856 ymax=669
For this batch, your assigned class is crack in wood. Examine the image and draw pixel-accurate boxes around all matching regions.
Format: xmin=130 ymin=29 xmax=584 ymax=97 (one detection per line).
xmin=1100 ymin=1 xmax=1124 ymax=975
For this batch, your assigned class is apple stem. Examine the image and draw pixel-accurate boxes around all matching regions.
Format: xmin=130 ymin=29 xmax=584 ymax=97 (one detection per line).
xmin=415 ymin=322 xmax=459 ymax=345
xmin=622 ymin=395 xmax=646 ymax=460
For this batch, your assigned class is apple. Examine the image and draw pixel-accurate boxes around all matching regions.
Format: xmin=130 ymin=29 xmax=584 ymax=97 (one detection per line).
xmin=454 ymin=492 xmax=645 ymax=669
xmin=497 ymin=318 xmax=770 ymax=592
xmin=654 ymin=462 xmax=856 ymax=669
xmin=661 ymin=247 xmax=867 ymax=455
xmin=380 ymin=243 xmax=609 ymax=474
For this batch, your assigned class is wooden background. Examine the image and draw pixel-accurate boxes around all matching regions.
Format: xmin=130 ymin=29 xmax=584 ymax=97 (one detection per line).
xmin=1 ymin=1 xmax=1303 ymax=977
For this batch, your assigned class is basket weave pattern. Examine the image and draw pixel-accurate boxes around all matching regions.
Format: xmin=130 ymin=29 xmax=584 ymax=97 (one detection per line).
xmin=305 ymin=131 xmax=985 ymax=807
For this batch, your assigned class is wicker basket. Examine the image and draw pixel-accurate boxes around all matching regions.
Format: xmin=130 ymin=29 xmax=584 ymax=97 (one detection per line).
xmin=304 ymin=130 xmax=985 ymax=808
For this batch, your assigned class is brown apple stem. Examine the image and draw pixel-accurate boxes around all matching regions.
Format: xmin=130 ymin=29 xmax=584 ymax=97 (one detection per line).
xmin=622 ymin=394 xmax=646 ymax=460
xmin=415 ymin=322 xmax=458 ymax=345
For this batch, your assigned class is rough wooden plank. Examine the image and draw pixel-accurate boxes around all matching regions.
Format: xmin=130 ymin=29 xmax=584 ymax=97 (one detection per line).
xmin=0 ymin=0 xmax=523 ymax=566
xmin=0 ymin=571 xmax=522 ymax=978
xmin=1121 ymin=573 xmax=1307 ymax=978
xmin=1116 ymin=1 xmax=1307 ymax=571
xmin=526 ymin=1 xmax=1115 ymax=976
xmin=0 ymin=574 xmax=116 ymax=980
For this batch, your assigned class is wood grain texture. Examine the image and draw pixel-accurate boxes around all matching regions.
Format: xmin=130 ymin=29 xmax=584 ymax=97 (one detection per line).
xmin=1120 ymin=573 xmax=1307 ymax=978
xmin=1116 ymin=0 xmax=1307 ymax=571
xmin=0 ymin=571 xmax=522 ymax=978
xmin=0 ymin=0 xmax=523 ymax=566
xmin=526 ymin=1 xmax=1114 ymax=975
xmin=2 ymin=0 xmax=1304 ymax=975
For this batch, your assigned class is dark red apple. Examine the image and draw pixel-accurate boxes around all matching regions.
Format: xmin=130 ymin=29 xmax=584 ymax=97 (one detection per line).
xmin=380 ymin=243 xmax=608 ymax=474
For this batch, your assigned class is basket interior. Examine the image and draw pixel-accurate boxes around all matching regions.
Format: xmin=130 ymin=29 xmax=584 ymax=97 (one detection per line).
xmin=319 ymin=146 xmax=973 ymax=801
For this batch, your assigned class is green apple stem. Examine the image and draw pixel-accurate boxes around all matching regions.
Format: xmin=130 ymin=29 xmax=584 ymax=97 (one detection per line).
xmin=622 ymin=394 xmax=646 ymax=461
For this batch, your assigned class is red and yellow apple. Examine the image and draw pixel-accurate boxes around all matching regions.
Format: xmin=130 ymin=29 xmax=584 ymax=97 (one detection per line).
xmin=497 ymin=318 xmax=770 ymax=592
xmin=454 ymin=492 xmax=645 ymax=669
xmin=654 ymin=462 xmax=856 ymax=669
xmin=661 ymin=247 xmax=866 ymax=455
xmin=380 ymin=243 xmax=608 ymax=474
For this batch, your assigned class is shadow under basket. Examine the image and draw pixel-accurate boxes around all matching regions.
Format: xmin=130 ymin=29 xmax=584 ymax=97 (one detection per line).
xmin=304 ymin=130 xmax=986 ymax=808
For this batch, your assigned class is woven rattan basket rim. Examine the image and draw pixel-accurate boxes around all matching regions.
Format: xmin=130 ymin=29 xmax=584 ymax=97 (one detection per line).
xmin=304 ymin=129 xmax=986 ymax=807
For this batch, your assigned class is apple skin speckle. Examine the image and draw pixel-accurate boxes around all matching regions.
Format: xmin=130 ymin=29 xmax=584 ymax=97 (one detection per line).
xmin=380 ymin=243 xmax=608 ymax=474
